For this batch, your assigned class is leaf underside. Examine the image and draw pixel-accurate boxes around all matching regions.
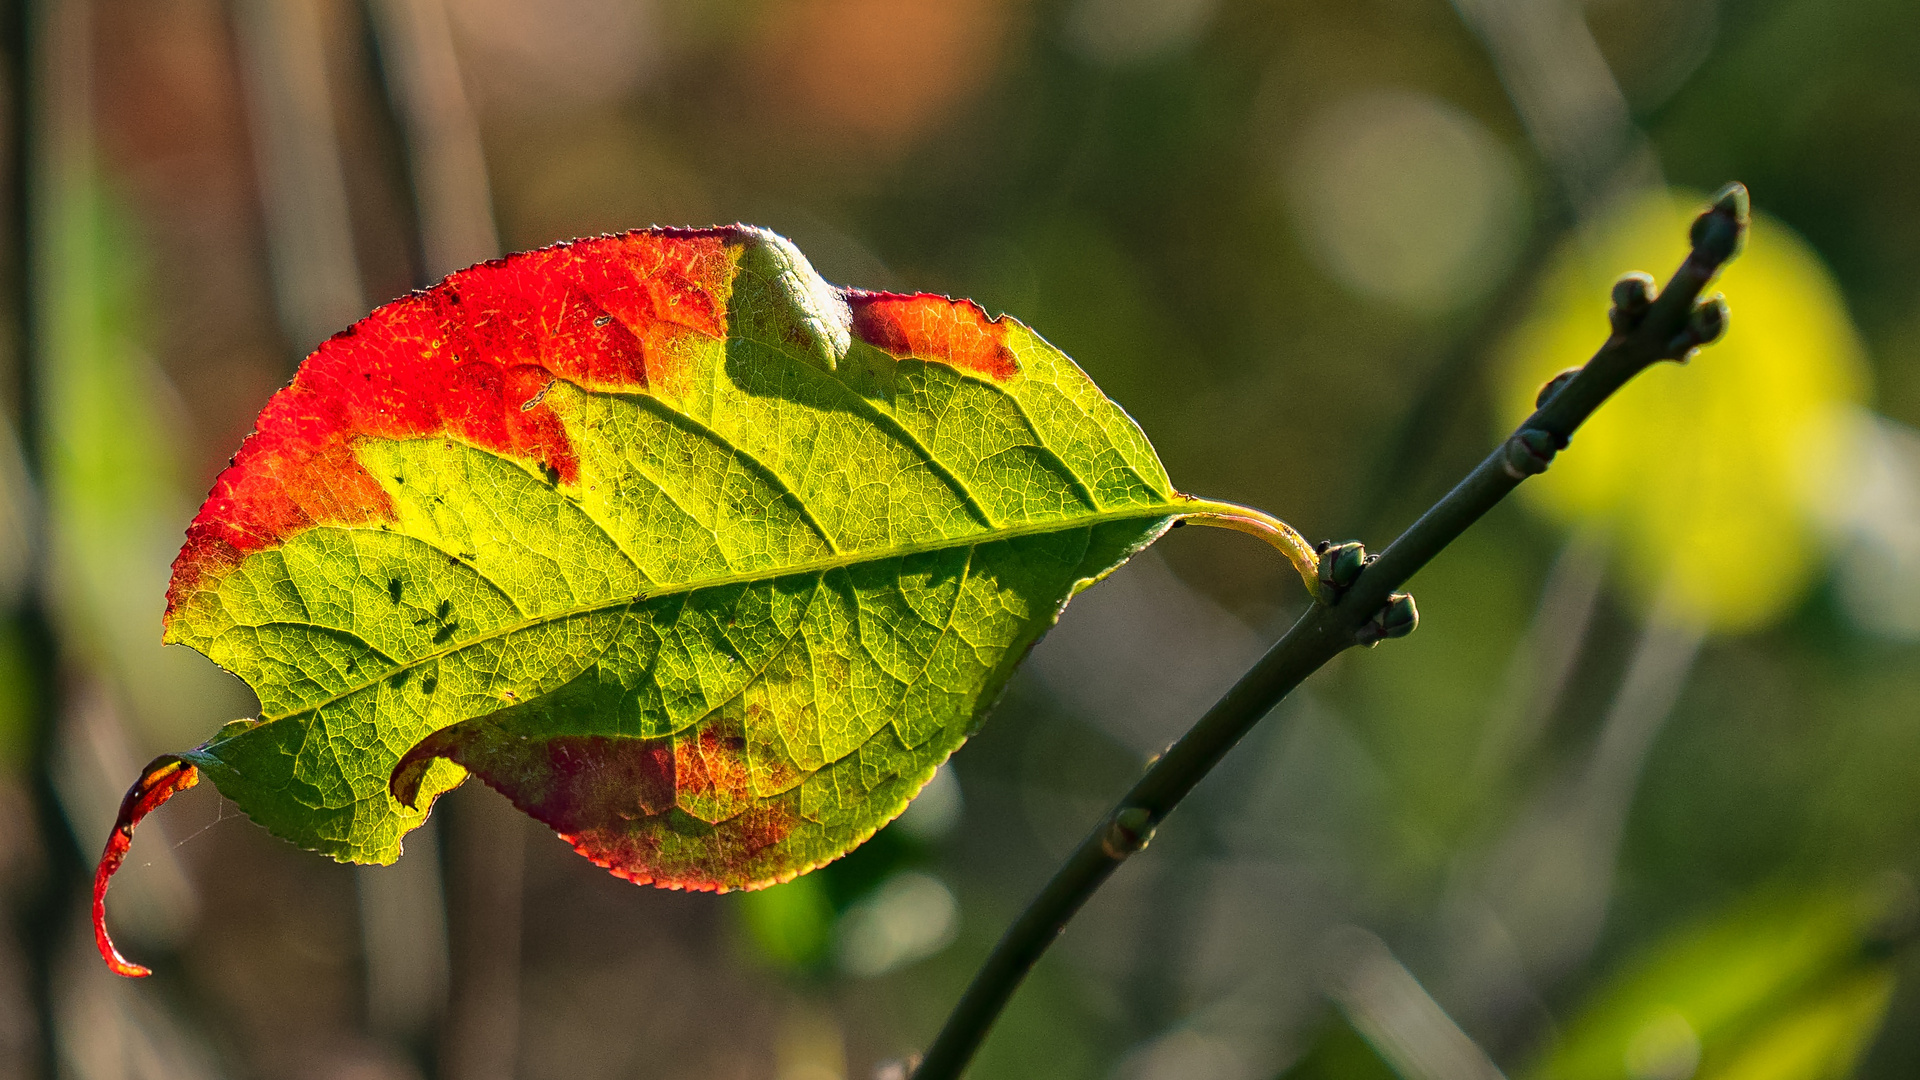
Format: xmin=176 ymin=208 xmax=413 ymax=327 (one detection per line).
xmin=123 ymin=225 xmax=1182 ymax=905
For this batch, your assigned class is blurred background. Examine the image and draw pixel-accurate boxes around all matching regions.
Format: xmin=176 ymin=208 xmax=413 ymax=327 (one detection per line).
xmin=1 ymin=0 xmax=1918 ymax=1078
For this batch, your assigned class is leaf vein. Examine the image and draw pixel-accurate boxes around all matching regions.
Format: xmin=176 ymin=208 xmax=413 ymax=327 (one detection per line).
xmin=254 ymin=506 xmax=1177 ymax=727
xmin=617 ymin=389 xmax=841 ymax=556
xmin=891 ymin=544 xmax=975 ymax=750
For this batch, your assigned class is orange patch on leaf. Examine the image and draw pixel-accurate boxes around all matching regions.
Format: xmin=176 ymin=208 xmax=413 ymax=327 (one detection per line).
xmin=95 ymin=757 xmax=200 ymax=978
xmin=166 ymin=228 xmax=747 ymax=621
xmin=675 ymin=725 xmax=756 ymax=809
xmin=846 ymin=290 xmax=1018 ymax=381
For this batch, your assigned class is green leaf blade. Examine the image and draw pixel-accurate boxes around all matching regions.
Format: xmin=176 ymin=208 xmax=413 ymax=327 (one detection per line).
xmin=149 ymin=225 xmax=1182 ymax=888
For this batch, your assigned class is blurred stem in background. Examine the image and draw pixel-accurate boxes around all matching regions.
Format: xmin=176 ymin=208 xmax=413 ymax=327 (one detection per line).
xmin=1320 ymin=927 xmax=1507 ymax=1080
xmin=1 ymin=0 xmax=83 ymax=1071
xmin=1465 ymin=528 xmax=1611 ymax=791
xmin=1348 ymin=0 xmax=1662 ymax=549
xmin=1448 ymin=0 xmax=1658 ymax=214
xmin=15 ymin=0 xmax=222 ymax=1073
xmin=364 ymin=0 xmax=523 ymax=1076
xmin=1392 ymin=0 xmax=1710 ymax=1057
xmin=231 ymin=0 xmax=453 ymax=1060
xmin=1439 ymin=589 xmax=1707 ymax=1054
xmin=231 ymin=0 xmax=368 ymax=354
xmin=367 ymin=0 xmax=498 ymax=277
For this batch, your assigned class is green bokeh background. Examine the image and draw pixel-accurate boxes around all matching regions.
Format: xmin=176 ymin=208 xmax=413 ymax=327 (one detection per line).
xmin=3 ymin=1 xmax=1920 ymax=1078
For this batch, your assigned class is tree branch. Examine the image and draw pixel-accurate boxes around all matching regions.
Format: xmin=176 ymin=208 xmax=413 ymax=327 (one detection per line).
xmin=908 ymin=183 xmax=1751 ymax=1080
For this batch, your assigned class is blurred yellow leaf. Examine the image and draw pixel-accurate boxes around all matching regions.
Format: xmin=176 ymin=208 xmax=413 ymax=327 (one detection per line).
xmin=1711 ymin=967 xmax=1894 ymax=1080
xmin=1529 ymin=884 xmax=1904 ymax=1080
xmin=1498 ymin=191 xmax=1869 ymax=632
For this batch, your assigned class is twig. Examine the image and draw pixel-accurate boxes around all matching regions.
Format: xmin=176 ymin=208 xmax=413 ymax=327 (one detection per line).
xmin=908 ymin=184 xmax=1751 ymax=1080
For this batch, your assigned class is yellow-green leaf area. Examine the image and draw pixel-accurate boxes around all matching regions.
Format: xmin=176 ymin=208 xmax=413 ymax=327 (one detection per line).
xmin=1498 ymin=191 xmax=1869 ymax=633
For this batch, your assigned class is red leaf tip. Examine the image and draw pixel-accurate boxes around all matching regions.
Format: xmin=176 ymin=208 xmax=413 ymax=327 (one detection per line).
xmin=94 ymin=756 xmax=199 ymax=978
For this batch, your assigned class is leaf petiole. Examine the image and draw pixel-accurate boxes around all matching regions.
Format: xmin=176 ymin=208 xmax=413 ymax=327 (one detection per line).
xmin=1176 ymin=496 xmax=1327 ymax=602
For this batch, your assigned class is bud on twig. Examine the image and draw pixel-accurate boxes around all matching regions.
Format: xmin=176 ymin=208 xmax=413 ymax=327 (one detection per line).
xmin=1101 ymin=806 xmax=1156 ymax=859
xmin=1665 ymin=293 xmax=1731 ymax=360
xmin=1316 ymin=540 xmax=1369 ymax=596
xmin=1535 ymin=368 xmax=1581 ymax=409
xmin=1609 ymin=272 xmax=1657 ymax=334
xmin=1356 ymin=593 xmax=1417 ymax=646
xmin=1689 ymin=293 xmax=1729 ymax=345
xmin=1689 ymin=183 xmax=1751 ymax=270
xmin=1502 ymin=428 xmax=1558 ymax=478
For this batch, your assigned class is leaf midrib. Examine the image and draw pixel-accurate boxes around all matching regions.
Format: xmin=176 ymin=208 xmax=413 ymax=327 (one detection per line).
xmin=260 ymin=502 xmax=1182 ymax=724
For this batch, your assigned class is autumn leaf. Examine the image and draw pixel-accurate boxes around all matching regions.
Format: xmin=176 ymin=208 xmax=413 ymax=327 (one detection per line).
xmin=94 ymin=225 xmax=1315 ymax=976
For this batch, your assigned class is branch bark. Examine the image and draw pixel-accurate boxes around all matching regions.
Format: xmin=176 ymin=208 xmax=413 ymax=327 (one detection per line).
xmin=908 ymin=183 xmax=1752 ymax=1080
